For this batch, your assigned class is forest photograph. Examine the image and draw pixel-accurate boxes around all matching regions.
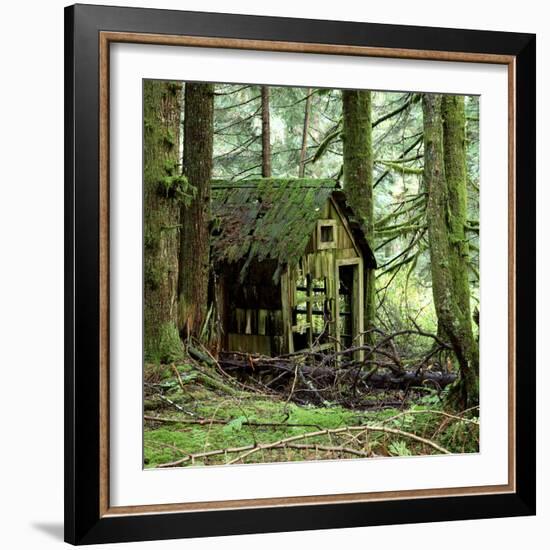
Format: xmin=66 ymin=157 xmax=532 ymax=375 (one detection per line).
xmin=143 ymin=79 xmax=480 ymax=469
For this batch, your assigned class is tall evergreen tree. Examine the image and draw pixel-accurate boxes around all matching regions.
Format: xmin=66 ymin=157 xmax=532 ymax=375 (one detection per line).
xmin=342 ymin=90 xmax=375 ymax=342
xmin=178 ymin=83 xmax=214 ymax=338
xmin=299 ymin=88 xmax=312 ymax=177
xmin=261 ymin=86 xmax=271 ymax=177
xmin=423 ymin=93 xmax=478 ymax=408
xmin=143 ymin=80 xmax=181 ymax=360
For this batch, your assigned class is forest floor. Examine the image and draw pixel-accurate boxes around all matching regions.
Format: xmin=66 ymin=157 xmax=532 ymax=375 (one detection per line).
xmin=144 ymin=358 xmax=479 ymax=469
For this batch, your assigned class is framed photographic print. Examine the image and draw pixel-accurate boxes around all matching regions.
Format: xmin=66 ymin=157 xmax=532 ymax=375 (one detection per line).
xmin=64 ymin=3 xmax=536 ymax=545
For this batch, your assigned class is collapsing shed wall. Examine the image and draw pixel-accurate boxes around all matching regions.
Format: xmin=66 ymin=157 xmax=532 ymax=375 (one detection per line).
xmin=289 ymin=198 xmax=360 ymax=298
xmin=220 ymin=261 xmax=285 ymax=356
xmin=283 ymin=198 xmax=364 ymax=354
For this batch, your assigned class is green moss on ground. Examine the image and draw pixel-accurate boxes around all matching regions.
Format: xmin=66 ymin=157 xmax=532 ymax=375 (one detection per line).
xmin=143 ymin=362 xmax=479 ymax=468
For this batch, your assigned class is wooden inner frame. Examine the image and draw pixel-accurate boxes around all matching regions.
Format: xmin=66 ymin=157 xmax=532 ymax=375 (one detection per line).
xmin=98 ymin=31 xmax=517 ymax=518
xmin=317 ymin=219 xmax=337 ymax=249
xmin=335 ymin=258 xmax=364 ymax=357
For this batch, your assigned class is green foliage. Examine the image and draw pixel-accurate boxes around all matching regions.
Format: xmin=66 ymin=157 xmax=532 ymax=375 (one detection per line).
xmin=312 ymin=122 xmax=341 ymax=164
xmin=438 ymin=416 xmax=479 ymax=454
xmin=163 ymin=158 xmax=178 ymax=174
xmin=213 ymin=85 xmax=344 ymax=180
xmin=378 ymin=161 xmax=423 ymax=175
xmin=163 ymin=128 xmax=176 ymax=147
xmin=376 ymin=264 xmax=438 ymax=352
xmin=388 ymin=440 xmax=412 ymax=456
xmin=156 ymin=159 xmax=197 ymax=206
xmin=223 ymin=416 xmax=247 ymax=434
xmin=417 ymin=387 xmax=444 ymax=407
xmin=158 ymin=174 xmax=197 ymax=206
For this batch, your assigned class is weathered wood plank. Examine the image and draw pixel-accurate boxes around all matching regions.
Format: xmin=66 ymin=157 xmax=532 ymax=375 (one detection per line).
xmin=228 ymin=333 xmax=272 ymax=355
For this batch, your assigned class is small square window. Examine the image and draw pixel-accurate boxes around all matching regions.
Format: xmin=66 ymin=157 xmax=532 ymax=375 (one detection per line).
xmin=320 ymin=225 xmax=334 ymax=243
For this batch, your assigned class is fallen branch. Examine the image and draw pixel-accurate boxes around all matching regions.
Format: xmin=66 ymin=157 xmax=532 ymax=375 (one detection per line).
xmin=220 ymin=356 xmax=456 ymax=390
xmin=144 ymin=414 xmax=323 ymax=430
xmin=283 ymin=443 xmax=370 ymax=458
xmin=225 ymin=424 xmax=450 ymax=465
xmin=171 ymin=364 xmax=186 ymax=392
xmin=155 ymin=422 xmax=450 ymax=468
xmin=156 ymin=440 xmax=370 ymax=468
xmin=382 ymin=409 xmax=479 ymax=426
xmin=149 ymin=391 xmax=197 ymax=417
xmin=189 ymin=340 xmax=276 ymax=396
xmin=158 ymin=443 xmax=256 ymax=468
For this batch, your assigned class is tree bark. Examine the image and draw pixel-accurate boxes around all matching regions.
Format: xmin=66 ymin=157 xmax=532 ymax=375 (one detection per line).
xmin=143 ymin=80 xmax=181 ymax=360
xmin=261 ymin=86 xmax=271 ymax=177
xmin=342 ymin=90 xmax=376 ymax=342
xmin=178 ymin=82 xmax=214 ymax=339
xmin=423 ymin=94 xmax=478 ymax=408
xmin=442 ymin=96 xmax=472 ymax=324
xmin=299 ymin=88 xmax=312 ymax=177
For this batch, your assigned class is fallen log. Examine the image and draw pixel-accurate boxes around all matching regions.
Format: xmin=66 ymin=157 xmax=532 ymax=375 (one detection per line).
xmin=218 ymin=353 xmax=456 ymax=390
xmin=361 ymin=371 xmax=456 ymax=389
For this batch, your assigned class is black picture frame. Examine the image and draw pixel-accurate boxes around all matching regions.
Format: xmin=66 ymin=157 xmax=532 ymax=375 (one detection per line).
xmin=65 ymin=3 xmax=536 ymax=545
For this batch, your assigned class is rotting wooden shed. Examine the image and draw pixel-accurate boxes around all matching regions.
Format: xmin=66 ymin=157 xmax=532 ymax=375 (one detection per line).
xmin=211 ymin=178 xmax=377 ymax=356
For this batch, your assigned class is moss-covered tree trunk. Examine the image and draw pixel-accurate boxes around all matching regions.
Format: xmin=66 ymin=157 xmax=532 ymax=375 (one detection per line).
xmin=299 ymin=89 xmax=312 ymax=177
xmin=342 ymin=90 xmax=375 ymax=343
xmin=143 ymin=80 xmax=181 ymax=361
xmin=423 ymin=94 xmax=478 ymax=409
xmin=442 ymin=96 xmax=473 ymax=326
xmin=178 ymin=83 xmax=214 ymax=338
xmin=261 ymin=86 xmax=271 ymax=177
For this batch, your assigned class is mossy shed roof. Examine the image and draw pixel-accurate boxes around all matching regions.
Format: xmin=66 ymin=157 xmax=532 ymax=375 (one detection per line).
xmin=211 ymin=178 xmax=376 ymax=280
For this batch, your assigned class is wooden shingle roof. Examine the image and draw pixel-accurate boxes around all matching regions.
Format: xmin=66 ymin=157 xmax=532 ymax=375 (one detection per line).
xmin=211 ymin=178 xmax=376 ymax=280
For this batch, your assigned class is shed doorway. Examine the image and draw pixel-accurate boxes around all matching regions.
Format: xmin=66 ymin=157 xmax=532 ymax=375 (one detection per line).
xmin=337 ymin=262 xmax=361 ymax=351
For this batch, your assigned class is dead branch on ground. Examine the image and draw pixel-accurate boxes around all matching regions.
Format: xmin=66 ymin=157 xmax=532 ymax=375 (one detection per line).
xmin=155 ymin=422 xmax=451 ymax=468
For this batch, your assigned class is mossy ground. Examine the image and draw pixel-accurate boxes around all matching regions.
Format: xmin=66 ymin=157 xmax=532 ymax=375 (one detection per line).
xmin=144 ymin=362 xmax=479 ymax=469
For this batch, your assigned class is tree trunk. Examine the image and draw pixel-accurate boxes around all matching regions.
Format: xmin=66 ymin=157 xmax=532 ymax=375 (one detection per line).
xmin=423 ymin=94 xmax=478 ymax=408
xmin=143 ymin=80 xmax=181 ymax=361
xmin=342 ymin=90 xmax=375 ymax=343
xmin=299 ymin=88 xmax=312 ymax=177
xmin=261 ymin=86 xmax=271 ymax=177
xmin=178 ymin=82 xmax=214 ymax=339
xmin=442 ymin=96 xmax=472 ymax=325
